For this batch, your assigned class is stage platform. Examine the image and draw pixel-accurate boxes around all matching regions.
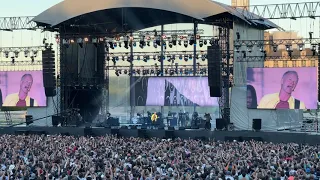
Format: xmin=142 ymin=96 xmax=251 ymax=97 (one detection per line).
xmin=0 ymin=126 xmax=319 ymax=145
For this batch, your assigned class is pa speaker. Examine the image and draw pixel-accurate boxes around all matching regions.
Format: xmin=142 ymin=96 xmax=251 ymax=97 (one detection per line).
xmin=42 ymin=48 xmax=56 ymax=97
xmin=52 ymin=115 xmax=61 ymax=127
xmin=252 ymin=119 xmax=261 ymax=131
xmin=216 ymin=118 xmax=224 ymax=130
xmin=207 ymin=45 xmax=222 ymax=97
xmin=25 ymin=115 xmax=33 ymax=126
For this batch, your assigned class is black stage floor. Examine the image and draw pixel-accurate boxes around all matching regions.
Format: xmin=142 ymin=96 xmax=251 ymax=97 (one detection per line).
xmin=0 ymin=126 xmax=318 ymax=145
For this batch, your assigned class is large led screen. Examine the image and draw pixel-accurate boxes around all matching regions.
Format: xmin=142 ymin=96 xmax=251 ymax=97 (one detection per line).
xmin=0 ymin=71 xmax=46 ymax=107
xmin=247 ymin=67 xmax=317 ymax=110
xmin=134 ymin=77 xmax=219 ymax=106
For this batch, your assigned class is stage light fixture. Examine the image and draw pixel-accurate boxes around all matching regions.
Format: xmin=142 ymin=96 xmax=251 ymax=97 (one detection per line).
xmin=106 ymin=56 xmax=110 ymax=61
xmin=124 ymin=36 xmax=129 ymax=49
xmin=92 ymin=37 xmax=98 ymax=47
xmin=179 ymin=54 xmax=183 ymax=60
xmin=189 ymin=35 xmax=195 ymax=45
xmin=84 ymin=37 xmax=89 ymax=43
xmin=234 ymin=44 xmax=241 ymax=53
xmin=122 ymin=56 xmax=125 ymax=61
xmin=157 ymin=70 xmax=162 ymax=76
xmin=156 ymin=35 xmax=161 ymax=46
xmin=309 ymin=32 xmax=313 ymax=39
xmin=11 ymin=57 xmax=15 ymax=64
xmin=188 ymin=54 xmax=192 ymax=60
xmin=127 ymin=56 xmax=131 ymax=62
xmin=151 ymin=69 xmax=155 ymax=74
xmin=108 ymin=42 xmax=114 ymax=49
xmin=143 ymin=56 xmax=148 ymax=62
xmin=24 ymin=50 xmax=29 ymax=58
xmin=242 ymin=51 xmax=246 ymax=58
xmin=247 ymin=45 xmax=253 ymax=53
xmin=136 ymin=69 xmax=141 ymax=75
xmin=153 ymin=41 xmax=158 ymax=48
xmin=285 ymin=44 xmax=292 ymax=52
xmin=201 ymin=55 xmax=206 ymax=61
xmin=115 ymin=70 xmax=120 ymax=76
xmin=184 ymin=41 xmax=188 ymax=48
xmin=167 ymin=55 xmax=171 ymax=62
xmin=139 ymin=43 xmax=144 ymax=49
xmin=124 ymin=70 xmax=128 ymax=74
xmin=77 ymin=38 xmax=83 ymax=48
xmin=259 ymin=46 xmax=264 ymax=52
xmin=236 ymin=32 xmax=240 ymax=40
xmin=113 ymin=42 xmax=117 ymax=48
xmin=14 ymin=51 xmax=19 ymax=58
xmin=199 ymin=39 xmax=203 ymax=47
xmin=165 ymin=69 xmax=168 ymax=74
xmin=204 ymin=40 xmax=207 ymax=45
xmin=272 ymin=44 xmax=278 ymax=52
xmin=118 ymin=42 xmax=122 ymax=47
xmin=4 ymin=51 xmax=9 ymax=58
xmin=172 ymin=35 xmax=177 ymax=46
xmin=139 ymin=35 xmax=145 ymax=47
xmin=311 ymin=44 xmax=317 ymax=56
xmin=298 ymin=44 xmax=304 ymax=51
xmin=184 ymin=55 xmax=188 ymax=62
xmin=172 ymin=55 xmax=176 ymax=61
xmin=169 ymin=41 xmax=173 ymax=48
xmin=42 ymin=38 xmax=47 ymax=45
xmin=178 ymin=40 xmax=182 ymax=46
xmin=112 ymin=57 xmax=116 ymax=66
xmin=195 ymin=54 xmax=199 ymax=59
xmin=137 ymin=55 xmax=141 ymax=61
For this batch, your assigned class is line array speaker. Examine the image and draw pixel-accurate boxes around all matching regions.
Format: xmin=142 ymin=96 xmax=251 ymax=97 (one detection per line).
xmin=42 ymin=48 xmax=56 ymax=97
xmin=207 ymin=45 xmax=222 ymax=97
xmin=252 ymin=119 xmax=262 ymax=131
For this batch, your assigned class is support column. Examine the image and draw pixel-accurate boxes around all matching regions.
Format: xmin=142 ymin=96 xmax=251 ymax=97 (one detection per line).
xmin=130 ymin=32 xmax=135 ymax=122
xmin=160 ymin=25 xmax=164 ymax=116
xmin=193 ymin=22 xmax=198 ymax=112
xmin=224 ymin=28 xmax=231 ymax=125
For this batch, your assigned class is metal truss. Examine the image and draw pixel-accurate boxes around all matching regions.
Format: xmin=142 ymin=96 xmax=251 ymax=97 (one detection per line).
xmin=0 ymin=16 xmax=37 ymax=31
xmin=59 ymin=29 xmax=205 ymax=38
xmin=107 ymin=64 xmax=208 ymax=69
xmin=0 ymin=46 xmax=44 ymax=53
xmin=0 ymin=60 xmax=42 ymax=66
xmin=108 ymin=50 xmax=208 ymax=56
xmin=233 ymin=2 xmax=320 ymax=20
xmin=234 ymin=38 xmax=320 ymax=47
xmin=236 ymin=55 xmax=319 ymax=62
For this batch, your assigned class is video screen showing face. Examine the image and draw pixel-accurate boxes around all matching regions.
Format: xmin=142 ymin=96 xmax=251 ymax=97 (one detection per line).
xmin=0 ymin=71 xmax=46 ymax=107
xmin=134 ymin=76 xmax=219 ymax=106
xmin=247 ymin=67 xmax=317 ymax=110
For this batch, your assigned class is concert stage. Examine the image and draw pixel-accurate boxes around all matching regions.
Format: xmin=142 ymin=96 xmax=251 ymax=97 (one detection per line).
xmin=0 ymin=126 xmax=318 ymax=145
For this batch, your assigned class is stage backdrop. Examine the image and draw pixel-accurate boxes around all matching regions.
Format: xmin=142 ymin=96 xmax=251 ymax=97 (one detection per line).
xmin=0 ymin=71 xmax=46 ymax=107
xmin=134 ymin=76 xmax=219 ymax=106
xmin=247 ymin=67 xmax=317 ymax=110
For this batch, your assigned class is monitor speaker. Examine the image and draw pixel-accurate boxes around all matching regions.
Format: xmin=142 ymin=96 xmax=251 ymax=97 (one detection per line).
xmin=25 ymin=115 xmax=33 ymax=126
xmin=216 ymin=118 xmax=224 ymax=130
xmin=252 ymin=119 xmax=261 ymax=131
xmin=52 ymin=115 xmax=61 ymax=127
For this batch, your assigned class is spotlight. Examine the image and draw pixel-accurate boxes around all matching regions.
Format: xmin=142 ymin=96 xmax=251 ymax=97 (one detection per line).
xmin=247 ymin=45 xmax=253 ymax=53
xmin=147 ymin=41 xmax=150 ymax=46
xmin=184 ymin=55 xmax=188 ymax=62
xmin=179 ymin=54 xmax=183 ymax=60
xmin=184 ymin=41 xmax=188 ymax=48
xmin=137 ymin=55 xmax=141 ymax=61
xmin=272 ymin=44 xmax=278 ymax=52
xmin=178 ymin=40 xmax=182 ymax=46
xmin=112 ymin=57 xmax=116 ymax=66
xmin=201 ymin=54 xmax=206 ymax=61
xmin=153 ymin=55 xmax=157 ymax=60
xmin=139 ymin=35 xmax=145 ymax=47
xmin=124 ymin=70 xmax=128 ymax=74
xmin=172 ymin=35 xmax=177 ymax=46
xmin=115 ymin=70 xmax=120 ymax=76
xmin=153 ymin=42 xmax=158 ymax=48
xmin=199 ymin=39 xmax=203 ymax=47
xmin=169 ymin=40 xmax=173 ymax=48
xmin=309 ymin=32 xmax=313 ymax=39
xmin=236 ymin=32 xmax=240 ymax=40
xmin=109 ymin=42 xmax=114 ymax=49
xmin=188 ymin=54 xmax=192 ymax=60
xmin=92 ymin=37 xmax=98 ymax=47
xmin=24 ymin=50 xmax=29 ymax=58
xmin=311 ymin=44 xmax=317 ymax=56
xmin=42 ymin=38 xmax=47 ymax=45
xmin=204 ymin=40 xmax=207 ymax=45
xmin=14 ymin=51 xmax=19 ymax=58
xmin=31 ymin=56 xmax=35 ymax=63
xmin=124 ymin=36 xmax=129 ymax=49
xmin=133 ymin=42 xmax=136 ymax=47
xmin=298 ymin=44 xmax=304 ymax=51
xmin=189 ymin=35 xmax=195 ymax=45
xmin=285 ymin=44 xmax=292 ymax=52
xmin=122 ymin=56 xmax=125 ymax=61
xmin=235 ymin=45 xmax=241 ymax=53
xmin=77 ymin=38 xmax=83 ymax=48
xmin=118 ymin=42 xmax=122 ymax=47
xmin=242 ymin=51 xmax=246 ymax=58
xmin=4 ymin=51 xmax=9 ymax=58
xmin=156 ymin=35 xmax=161 ymax=46
xmin=11 ymin=57 xmax=15 ymax=64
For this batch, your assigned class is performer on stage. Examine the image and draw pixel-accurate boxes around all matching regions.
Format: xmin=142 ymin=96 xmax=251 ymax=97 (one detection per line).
xmin=151 ymin=112 xmax=158 ymax=126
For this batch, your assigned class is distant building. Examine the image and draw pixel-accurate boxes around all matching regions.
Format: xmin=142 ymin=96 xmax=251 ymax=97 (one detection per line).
xmin=231 ymin=0 xmax=250 ymax=10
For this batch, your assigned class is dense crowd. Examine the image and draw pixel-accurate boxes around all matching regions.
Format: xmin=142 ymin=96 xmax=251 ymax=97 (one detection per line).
xmin=0 ymin=135 xmax=319 ymax=180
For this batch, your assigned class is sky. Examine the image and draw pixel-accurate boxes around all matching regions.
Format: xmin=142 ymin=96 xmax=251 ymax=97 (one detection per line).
xmin=0 ymin=0 xmax=319 ymax=62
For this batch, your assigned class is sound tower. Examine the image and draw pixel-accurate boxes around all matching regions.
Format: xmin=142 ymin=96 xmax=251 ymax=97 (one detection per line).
xmin=207 ymin=44 xmax=222 ymax=97
xmin=42 ymin=47 xmax=56 ymax=97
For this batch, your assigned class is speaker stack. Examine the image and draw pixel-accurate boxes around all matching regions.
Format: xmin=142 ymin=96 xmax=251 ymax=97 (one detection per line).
xmin=252 ymin=119 xmax=262 ymax=131
xmin=207 ymin=44 xmax=222 ymax=97
xmin=42 ymin=47 xmax=56 ymax=97
xmin=25 ymin=115 xmax=33 ymax=126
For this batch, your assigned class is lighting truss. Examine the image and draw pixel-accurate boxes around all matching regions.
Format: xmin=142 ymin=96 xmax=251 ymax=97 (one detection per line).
xmin=106 ymin=50 xmax=209 ymax=62
xmin=59 ymin=29 xmax=205 ymax=39
xmin=0 ymin=60 xmax=42 ymax=66
xmin=0 ymin=46 xmax=44 ymax=53
xmin=0 ymin=16 xmax=37 ymax=31
xmin=236 ymin=55 xmax=319 ymax=62
xmin=108 ymin=65 xmax=209 ymax=76
xmin=234 ymin=38 xmax=320 ymax=47
xmin=233 ymin=1 xmax=320 ymax=20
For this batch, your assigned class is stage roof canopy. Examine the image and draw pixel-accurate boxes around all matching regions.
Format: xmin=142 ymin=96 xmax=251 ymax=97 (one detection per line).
xmin=32 ymin=0 xmax=279 ymax=33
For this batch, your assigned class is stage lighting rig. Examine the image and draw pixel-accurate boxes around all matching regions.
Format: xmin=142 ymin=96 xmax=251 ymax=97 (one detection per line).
xmin=235 ymin=38 xmax=320 ymax=47
xmin=189 ymin=35 xmax=195 ymax=45
xmin=155 ymin=35 xmax=161 ymax=46
xmin=4 ymin=51 xmax=9 ymax=58
xmin=124 ymin=36 xmax=129 ymax=49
